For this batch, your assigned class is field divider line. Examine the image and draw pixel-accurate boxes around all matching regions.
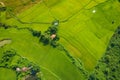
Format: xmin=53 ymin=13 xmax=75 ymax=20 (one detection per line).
xmin=8 ymin=10 xmax=51 ymax=24
xmin=36 ymin=63 xmax=62 ymax=80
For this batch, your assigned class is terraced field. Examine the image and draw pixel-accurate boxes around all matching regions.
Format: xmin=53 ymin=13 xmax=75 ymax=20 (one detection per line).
xmin=0 ymin=0 xmax=120 ymax=80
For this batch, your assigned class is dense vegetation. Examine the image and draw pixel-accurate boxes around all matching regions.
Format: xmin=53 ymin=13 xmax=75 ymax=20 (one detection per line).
xmin=0 ymin=7 xmax=6 ymax=12
xmin=0 ymin=49 xmax=41 ymax=80
xmin=40 ymin=20 xmax=60 ymax=47
xmin=88 ymin=26 xmax=120 ymax=80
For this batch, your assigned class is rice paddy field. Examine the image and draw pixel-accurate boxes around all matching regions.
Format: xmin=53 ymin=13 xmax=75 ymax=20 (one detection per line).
xmin=0 ymin=0 xmax=120 ymax=80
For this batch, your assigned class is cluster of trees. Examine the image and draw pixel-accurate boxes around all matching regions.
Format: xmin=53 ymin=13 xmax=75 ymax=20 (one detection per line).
xmin=0 ymin=23 xmax=10 ymax=29
xmin=88 ymin=26 xmax=120 ymax=80
xmin=0 ymin=22 xmax=42 ymax=38
xmin=40 ymin=21 xmax=60 ymax=47
xmin=0 ymin=49 xmax=41 ymax=80
xmin=32 ymin=30 xmax=41 ymax=37
xmin=118 ymin=0 xmax=120 ymax=2
xmin=0 ymin=7 xmax=6 ymax=12
xmin=0 ymin=20 xmax=60 ymax=48
xmin=40 ymin=34 xmax=50 ymax=45
xmin=0 ymin=50 xmax=16 ymax=67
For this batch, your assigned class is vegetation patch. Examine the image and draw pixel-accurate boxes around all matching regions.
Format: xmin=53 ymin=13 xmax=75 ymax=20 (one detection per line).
xmin=0 ymin=21 xmax=60 ymax=48
xmin=88 ymin=26 xmax=120 ymax=80
xmin=40 ymin=20 xmax=60 ymax=47
xmin=0 ymin=49 xmax=42 ymax=80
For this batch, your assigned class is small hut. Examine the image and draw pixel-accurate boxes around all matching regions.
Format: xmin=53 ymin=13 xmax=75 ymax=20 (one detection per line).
xmin=50 ymin=34 xmax=56 ymax=40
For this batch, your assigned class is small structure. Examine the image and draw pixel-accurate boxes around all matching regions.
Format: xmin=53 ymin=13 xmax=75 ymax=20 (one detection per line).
xmin=22 ymin=67 xmax=30 ymax=72
xmin=50 ymin=34 xmax=56 ymax=40
xmin=54 ymin=22 xmax=59 ymax=26
xmin=16 ymin=67 xmax=31 ymax=72
xmin=52 ymin=20 xmax=59 ymax=26
xmin=92 ymin=10 xmax=96 ymax=13
xmin=16 ymin=67 xmax=21 ymax=72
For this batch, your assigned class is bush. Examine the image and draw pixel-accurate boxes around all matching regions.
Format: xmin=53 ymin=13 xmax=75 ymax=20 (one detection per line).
xmin=38 ymin=21 xmax=59 ymax=46
xmin=50 ymin=41 xmax=58 ymax=47
xmin=48 ymin=27 xmax=57 ymax=34
xmin=32 ymin=30 xmax=41 ymax=37
xmin=0 ymin=7 xmax=6 ymax=11
xmin=0 ymin=50 xmax=16 ymax=67
xmin=88 ymin=74 xmax=96 ymax=80
xmin=118 ymin=0 xmax=120 ymax=2
xmin=53 ymin=35 xmax=60 ymax=41
xmin=88 ymin=26 xmax=120 ymax=80
xmin=40 ymin=35 xmax=50 ymax=45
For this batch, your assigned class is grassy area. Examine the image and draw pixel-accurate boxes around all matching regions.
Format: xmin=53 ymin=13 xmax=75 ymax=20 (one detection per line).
xmin=0 ymin=68 xmax=16 ymax=80
xmin=0 ymin=28 xmax=86 ymax=80
xmin=0 ymin=0 xmax=120 ymax=80
xmin=4 ymin=0 xmax=120 ymax=71
xmin=59 ymin=0 xmax=120 ymax=71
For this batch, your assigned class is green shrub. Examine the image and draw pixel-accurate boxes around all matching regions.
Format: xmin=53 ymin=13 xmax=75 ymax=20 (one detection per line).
xmin=40 ymin=35 xmax=50 ymax=45
xmin=32 ymin=30 xmax=41 ymax=37
xmin=0 ymin=7 xmax=6 ymax=11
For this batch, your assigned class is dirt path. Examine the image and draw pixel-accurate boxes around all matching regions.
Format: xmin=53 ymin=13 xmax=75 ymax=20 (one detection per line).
xmin=0 ymin=2 xmax=5 ymax=7
xmin=0 ymin=39 xmax=11 ymax=47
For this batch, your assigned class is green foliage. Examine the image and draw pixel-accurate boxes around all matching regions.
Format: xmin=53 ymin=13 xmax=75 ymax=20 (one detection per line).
xmin=0 ymin=49 xmax=42 ymax=80
xmin=88 ymin=26 xmax=120 ymax=80
xmin=48 ymin=26 xmax=57 ymax=34
xmin=0 ymin=50 xmax=16 ymax=67
xmin=40 ymin=34 xmax=50 ymax=45
xmin=32 ymin=30 xmax=41 ymax=37
xmin=53 ymin=35 xmax=60 ymax=41
xmin=0 ymin=23 xmax=10 ymax=29
xmin=88 ymin=74 xmax=96 ymax=80
xmin=0 ymin=21 xmax=60 ymax=47
xmin=118 ymin=0 xmax=120 ymax=2
xmin=0 ymin=7 xmax=6 ymax=12
xmin=50 ymin=40 xmax=58 ymax=47
xmin=3 ymin=0 xmax=120 ymax=72
xmin=39 ymin=21 xmax=60 ymax=47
